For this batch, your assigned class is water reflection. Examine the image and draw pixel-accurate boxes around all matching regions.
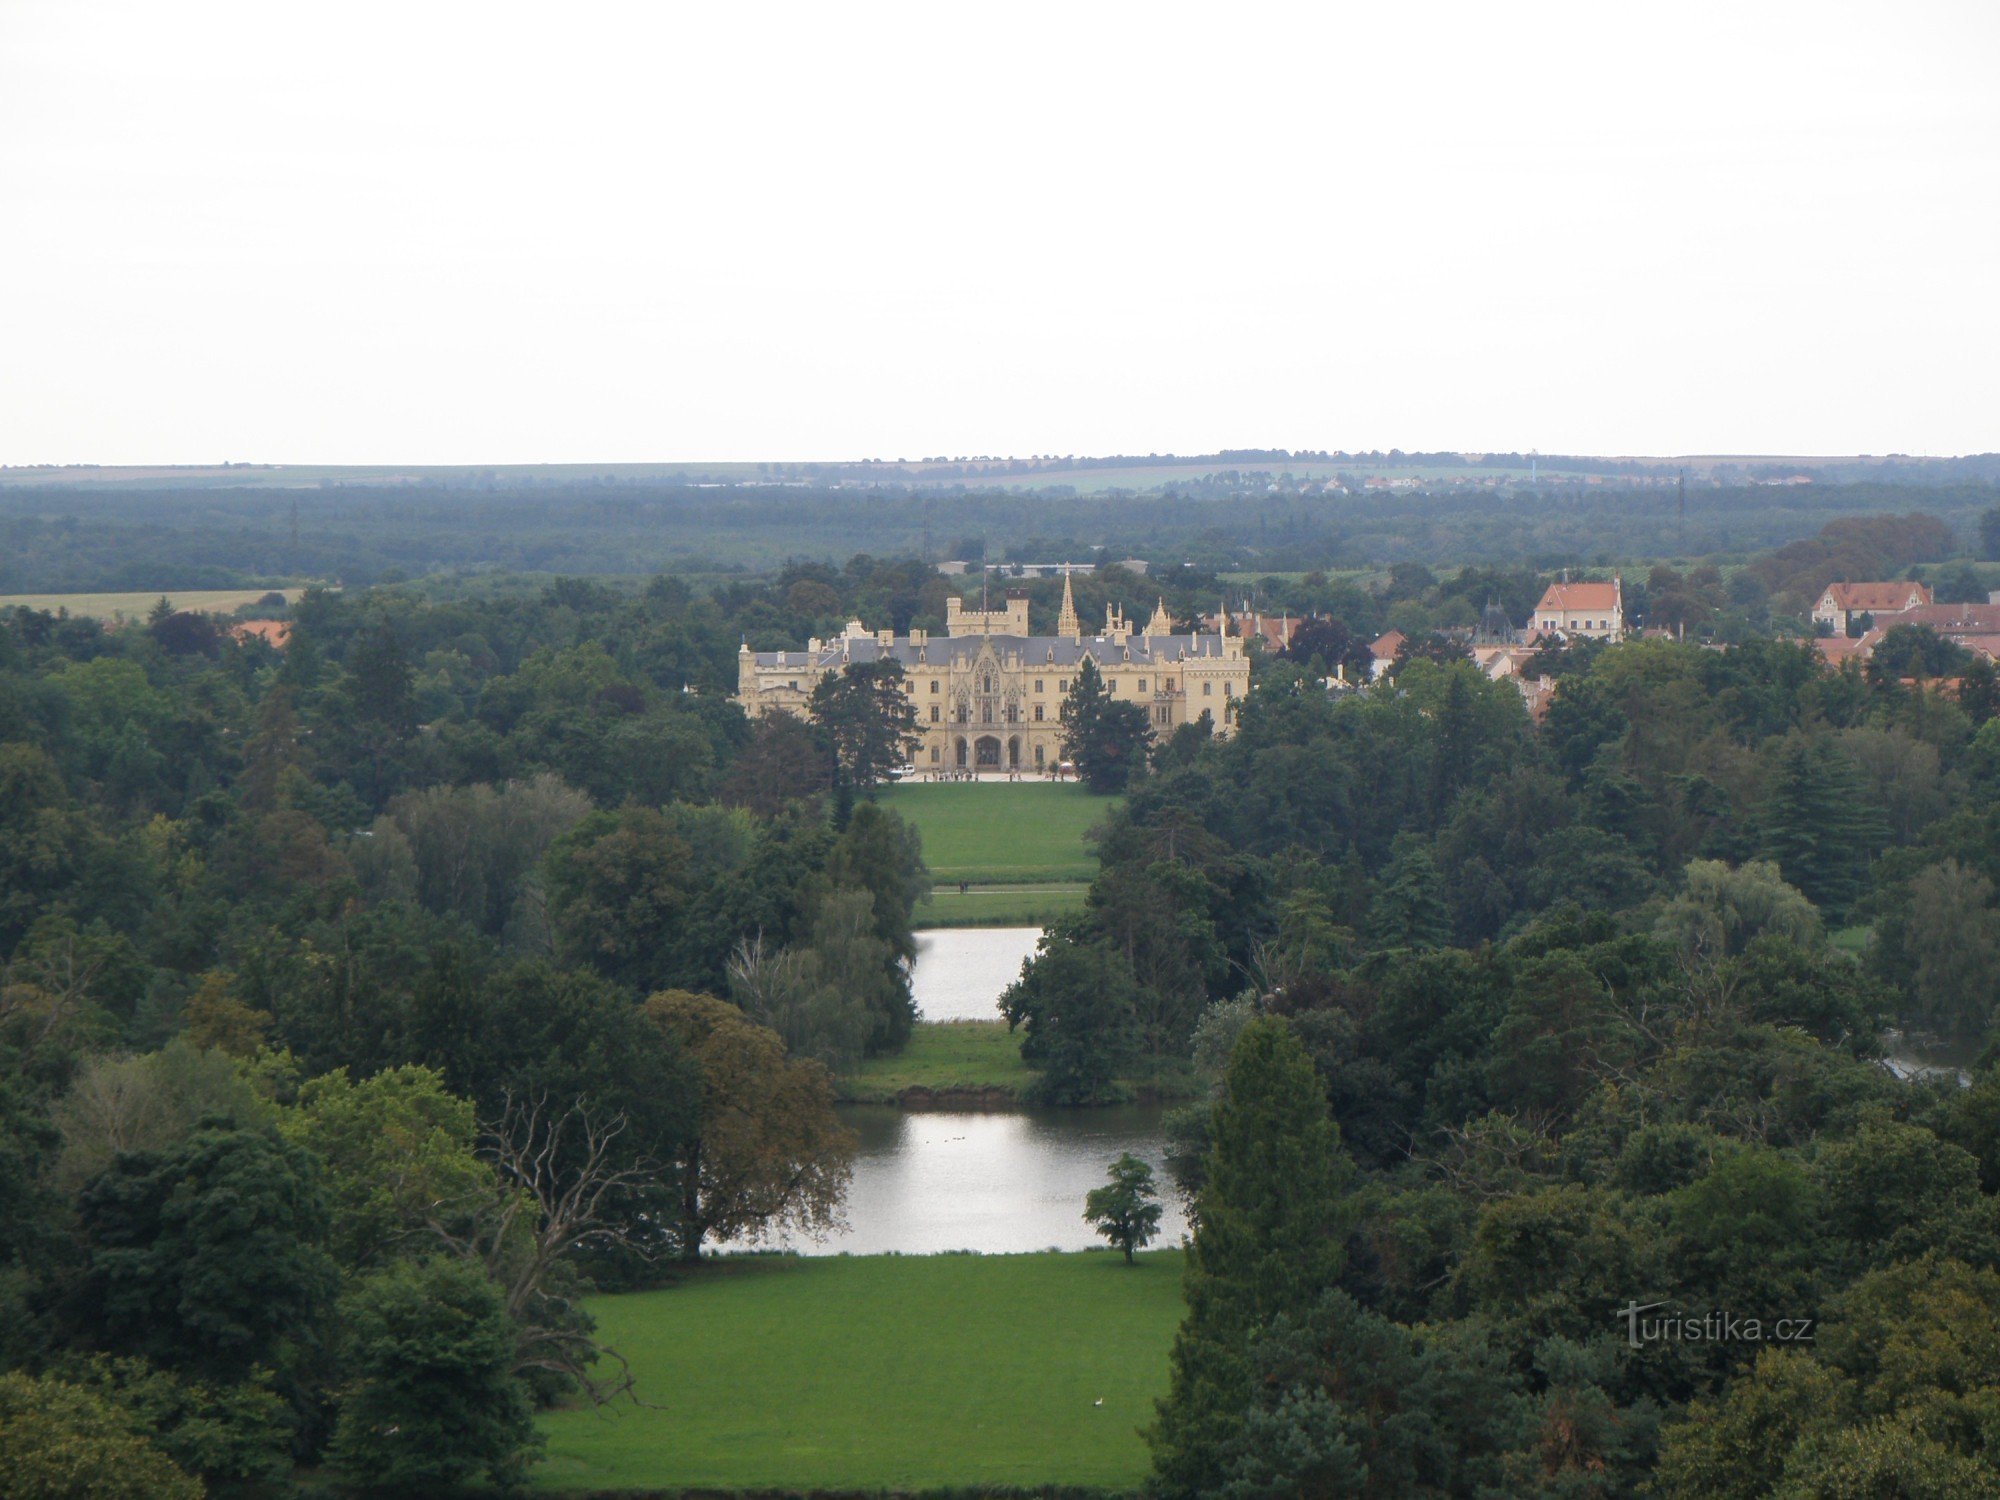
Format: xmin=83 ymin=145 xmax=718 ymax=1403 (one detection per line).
xmin=723 ymin=1104 xmax=1189 ymax=1256
xmin=910 ymin=926 xmax=1044 ymax=1021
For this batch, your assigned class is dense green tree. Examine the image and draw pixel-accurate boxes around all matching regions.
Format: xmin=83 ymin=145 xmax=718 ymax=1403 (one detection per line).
xmin=1084 ymin=1152 xmax=1164 ymax=1263
xmin=328 ymin=1257 xmax=538 ymax=1492
xmin=1367 ymin=834 xmax=1450 ymax=950
xmin=1001 ymin=923 xmax=1143 ymax=1104
xmin=1061 ymin=658 xmax=1152 ymax=792
xmin=1150 ymin=1019 xmax=1356 ymax=1498
xmin=808 ymin=658 xmax=920 ymax=789
xmin=0 ymin=1370 xmax=202 ymax=1500
xmin=1755 ymin=737 xmax=1886 ymax=915
xmin=75 ymin=1122 xmax=338 ymax=1383
xmin=282 ymin=1064 xmax=491 ymax=1271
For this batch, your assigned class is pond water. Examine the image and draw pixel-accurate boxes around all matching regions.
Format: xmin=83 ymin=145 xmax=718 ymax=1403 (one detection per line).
xmin=909 ymin=926 xmax=1044 ymax=1020
xmin=717 ymin=925 xmax=1188 ymax=1257
xmin=724 ymin=1103 xmax=1190 ymax=1256
xmin=1881 ymin=1032 xmax=1982 ymax=1086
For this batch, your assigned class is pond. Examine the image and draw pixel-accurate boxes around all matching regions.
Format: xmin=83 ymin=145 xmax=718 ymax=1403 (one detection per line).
xmin=726 ymin=1104 xmax=1191 ymax=1256
xmin=909 ymin=926 xmax=1044 ymax=1021
xmin=719 ymin=926 xmax=1189 ymax=1257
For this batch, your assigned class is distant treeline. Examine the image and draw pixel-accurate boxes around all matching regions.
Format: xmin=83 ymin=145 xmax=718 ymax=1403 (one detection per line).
xmin=4 ymin=479 xmax=2000 ymax=591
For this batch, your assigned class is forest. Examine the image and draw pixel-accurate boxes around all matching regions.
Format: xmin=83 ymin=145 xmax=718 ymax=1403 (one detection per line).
xmin=7 ymin=510 xmax=2000 ymax=1493
xmin=5 ymin=471 xmax=2000 ymax=588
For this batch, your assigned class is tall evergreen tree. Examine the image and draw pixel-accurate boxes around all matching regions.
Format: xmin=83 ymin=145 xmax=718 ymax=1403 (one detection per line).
xmin=1061 ymin=658 xmax=1151 ymax=792
xmin=1150 ymin=1018 xmax=1356 ymax=1498
xmin=1368 ymin=834 xmax=1451 ymax=950
xmin=1756 ymin=738 xmax=1886 ymax=916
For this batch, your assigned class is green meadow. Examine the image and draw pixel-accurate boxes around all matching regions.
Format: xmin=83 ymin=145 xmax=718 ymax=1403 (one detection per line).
xmin=914 ymin=882 xmax=1091 ymax=929
xmin=879 ymin=781 xmax=1117 ymax=885
xmin=836 ymin=1020 xmax=1033 ymax=1104
xmin=533 ymin=1251 xmax=1185 ymax=1495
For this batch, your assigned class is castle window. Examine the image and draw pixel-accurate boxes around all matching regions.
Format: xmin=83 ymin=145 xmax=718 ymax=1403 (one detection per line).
xmin=1035 ymin=679 xmax=1044 ymax=693
xmin=981 ymin=705 xmax=993 ymax=723
xmin=1005 ymin=705 xmax=1017 ymax=723
xmin=1138 ymin=679 xmax=1147 ymax=693
xmin=930 ymin=705 xmax=940 ymax=722
xmin=982 ymin=674 xmax=992 ymax=693
xmin=1034 ymin=704 xmax=1044 ymax=721
xmin=788 ymin=680 xmax=798 ymax=690
xmin=1059 ymin=679 xmax=1069 ymax=691
xmin=930 ymin=680 xmax=939 ymax=693
xmin=930 ymin=746 xmax=940 ymax=762
xmin=1203 ymin=682 xmax=1213 ymax=696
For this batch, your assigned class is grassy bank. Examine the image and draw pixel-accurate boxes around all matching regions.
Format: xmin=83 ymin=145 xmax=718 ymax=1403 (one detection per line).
xmin=533 ymin=1251 xmax=1184 ymax=1495
xmin=837 ymin=1021 xmax=1032 ymax=1104
xmin=879 ymin=783 xmax=1117 ymax=886
xmin=914 ymin=883 xmax=1089 ymax=930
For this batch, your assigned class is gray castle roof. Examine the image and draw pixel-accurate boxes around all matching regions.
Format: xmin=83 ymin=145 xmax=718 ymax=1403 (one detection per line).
xmin=750 ymin=633 xmax=1234 ymax=671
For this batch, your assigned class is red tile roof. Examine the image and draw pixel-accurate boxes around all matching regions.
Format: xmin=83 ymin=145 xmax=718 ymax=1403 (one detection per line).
xmin=1819 ymin=581 xmax=1932 ymax=613
xmin=1886 ymin=603 xmax=2000 ymax=633
xmin=1535 ymin=581 xmax=1619 ymax=612
xmin=1371 ymin=629 xmax=1406 ymax=660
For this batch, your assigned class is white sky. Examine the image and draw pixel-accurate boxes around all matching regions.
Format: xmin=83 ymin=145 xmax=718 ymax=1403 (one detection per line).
xmin=2 ymin=0 xmax=1996 ymax=465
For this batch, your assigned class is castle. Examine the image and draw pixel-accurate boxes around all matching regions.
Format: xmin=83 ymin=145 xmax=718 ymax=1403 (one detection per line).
xmin=735 ymin=574 xmax=1250 ymax=772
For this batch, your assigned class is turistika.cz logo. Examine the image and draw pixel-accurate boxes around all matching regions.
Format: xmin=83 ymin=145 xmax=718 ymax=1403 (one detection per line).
xmin=1615 ymin=1300 xmax=1816 ymax=1349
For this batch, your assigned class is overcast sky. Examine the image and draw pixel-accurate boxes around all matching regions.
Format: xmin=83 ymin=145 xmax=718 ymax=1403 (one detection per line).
xmin=2 ymin=1 xmax=1996 ymax=465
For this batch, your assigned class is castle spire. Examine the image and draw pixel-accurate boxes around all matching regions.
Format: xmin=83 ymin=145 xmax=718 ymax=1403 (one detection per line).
xmin=1146 ymin=596 xmax=1173 ymax=637
xmin=1057 ymin=569 xmax=1081 ymax=639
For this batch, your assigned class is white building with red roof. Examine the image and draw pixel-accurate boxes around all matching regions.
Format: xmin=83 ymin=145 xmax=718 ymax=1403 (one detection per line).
xmin=1811 ymin=581 xmax=1932 ymax=635
xmin=1530 ymin=578 xmax=1624 ymax=642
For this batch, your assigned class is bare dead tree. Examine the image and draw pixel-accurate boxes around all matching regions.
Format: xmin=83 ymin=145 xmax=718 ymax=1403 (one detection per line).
xmin=426 ymin=1090 xmax=665 ymax=1406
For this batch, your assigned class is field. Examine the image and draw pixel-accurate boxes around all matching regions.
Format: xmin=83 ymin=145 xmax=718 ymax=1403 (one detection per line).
xmin=879 ymin=782 xmax=1117 ymax=885
xmin=914 ymin=882 xmax=1090 ymax=928
xmin=836 ymin=1020 xmax=1032 ymax=1104
xmin=532 ymin=1251 xmax=1185 ymax=1494
xmin=0 ymin=587 xmax=307 ymax=621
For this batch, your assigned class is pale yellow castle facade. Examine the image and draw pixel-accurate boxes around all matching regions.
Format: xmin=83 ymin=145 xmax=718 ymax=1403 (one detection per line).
xmin=735 ymin=575 xmax=1249 ymax=771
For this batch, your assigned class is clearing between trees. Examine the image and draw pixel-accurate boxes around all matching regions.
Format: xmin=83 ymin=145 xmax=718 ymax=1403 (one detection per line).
xmin=532 ymin=1251 xmax=1184 ymax=1494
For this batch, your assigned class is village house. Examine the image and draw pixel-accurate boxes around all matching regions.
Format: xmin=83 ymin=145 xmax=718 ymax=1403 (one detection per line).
xmin=1530 ymin=578 xmax=1624 ymax=642
xmin=1368 ymin=629 xmax=1405 ymax=679
xmin=735 ymin=573 xmax=1249 ymax=773
xmin=1811 ymin=580 xmax=1933 ymax=635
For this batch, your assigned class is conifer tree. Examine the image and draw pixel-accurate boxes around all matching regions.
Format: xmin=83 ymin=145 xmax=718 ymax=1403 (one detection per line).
xmin=1149 ymin=1018 xmax=1355 ymax=1498
xmin=1756 ymin=738 xmax=1886 ymax=916
xmin=1368 ymin=834 xmax=1451 ymax=950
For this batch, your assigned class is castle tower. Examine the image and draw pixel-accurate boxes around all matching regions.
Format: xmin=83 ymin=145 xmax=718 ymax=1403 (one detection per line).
xmin=1057 ymin=570 xmax=1081 ymax=640
xmin=1145 ymin=597 xmax=1173 ymax=637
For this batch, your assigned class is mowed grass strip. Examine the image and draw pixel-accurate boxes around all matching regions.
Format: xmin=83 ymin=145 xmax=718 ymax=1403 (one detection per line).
xmin=836 ymin=1020 xmax=1032 ymax=1103
xmin=533 ymin=1252 xmax=1185 ymax=1494
xmin=879 ymin=782 xmax=1119 ymax=885
xmin=914 ymin=882 xmax=1090 ymax=930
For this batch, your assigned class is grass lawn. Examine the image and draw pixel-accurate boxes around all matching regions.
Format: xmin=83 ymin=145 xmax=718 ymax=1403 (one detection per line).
xmin=1830 ymin=924 xmax=1873 ymax=955
xmin=533 ymin=1251 xmax=1185 ymax=1494
xmin=879 ymin=782 xmax=1118 ymax=885
xmin=914 ymin=881 xmax=1090 ymax=930
xmin=837 ymin=1020 xmax=1032 ymax=1104
xmin=0 ymin=587 xmax=308 ymax=621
